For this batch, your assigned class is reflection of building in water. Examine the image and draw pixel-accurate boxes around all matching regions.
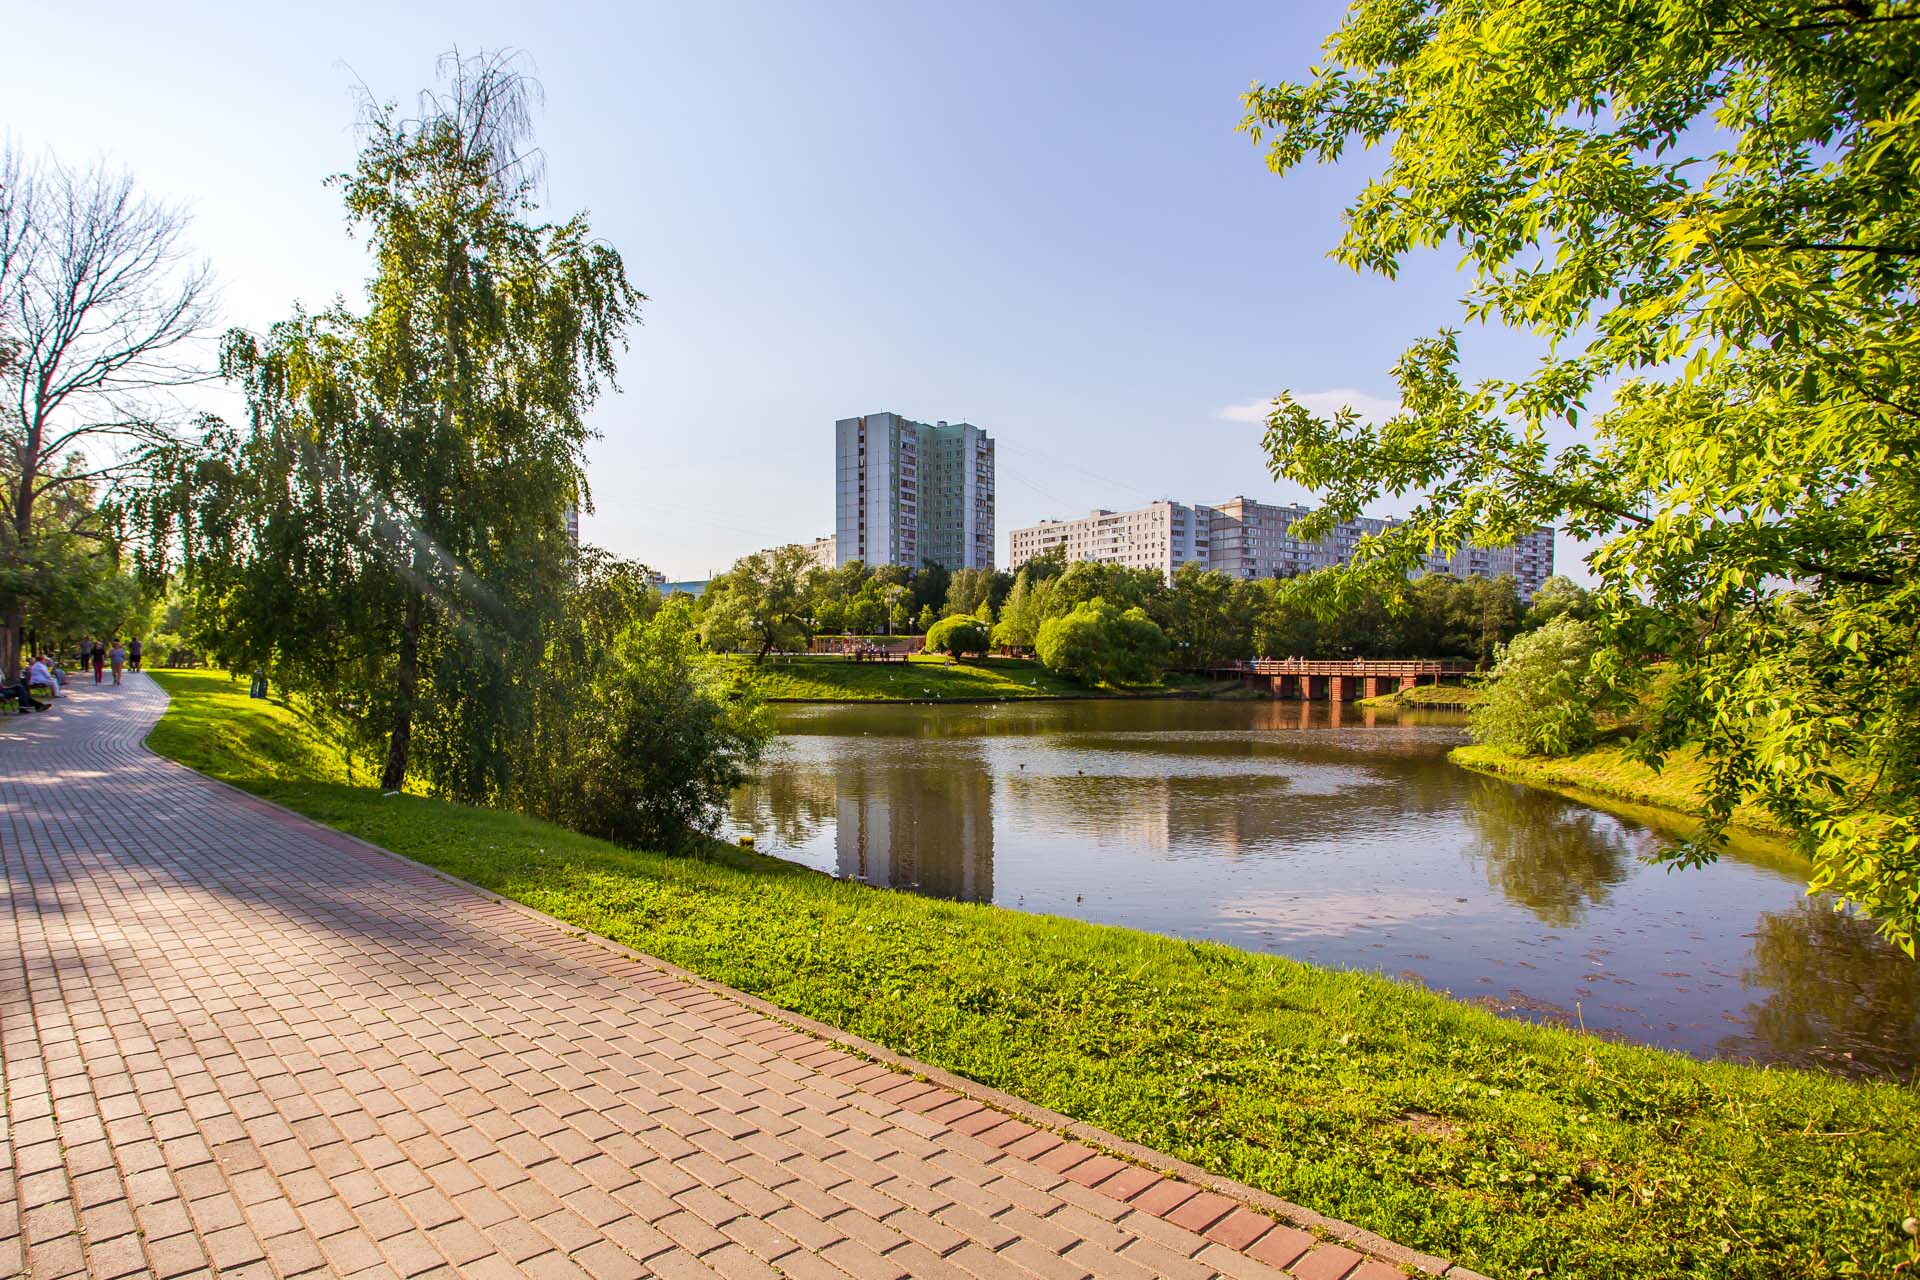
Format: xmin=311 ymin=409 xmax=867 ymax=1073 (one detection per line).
xmin=1002 ymin=773 xmax=1344 ymax=857
xmin=836 ymin=762 xmax=994 ymax=902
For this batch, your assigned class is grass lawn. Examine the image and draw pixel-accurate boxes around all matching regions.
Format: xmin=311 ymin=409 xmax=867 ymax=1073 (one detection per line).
xmin=1358 ymin=683 xmax=1486 ymax=710
xmin=147 ymin=669 xmax=1919 ymax=1280
xmin=729 ymin=654 xmax=1241 ymax=702
xmin=1452 ymin=740 xmax=1787 ymax=838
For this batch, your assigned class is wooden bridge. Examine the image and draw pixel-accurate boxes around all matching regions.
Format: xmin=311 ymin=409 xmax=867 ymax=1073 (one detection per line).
xmin=1203 ymin=658 xmax=1475 ymax=701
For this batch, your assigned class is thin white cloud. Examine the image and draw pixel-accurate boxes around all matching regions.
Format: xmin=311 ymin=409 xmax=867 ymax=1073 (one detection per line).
xmin=1217 ymin=389 xmax=1402 ymax=426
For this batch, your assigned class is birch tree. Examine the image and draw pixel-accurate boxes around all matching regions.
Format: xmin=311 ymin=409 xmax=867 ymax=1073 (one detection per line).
xmin=0 ymin=144 xmax=211 ymax=676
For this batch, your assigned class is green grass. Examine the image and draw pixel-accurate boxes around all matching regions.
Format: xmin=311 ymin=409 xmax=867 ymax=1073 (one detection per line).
xmin=728 ymin=655 xmax=1239 ymax=702
xmin=1359 ymin=683 xmax=1486 ymax=710
xmin=146 ymin=669 xmax=1919 ymax=1280
xmin=1452 ymin=740 xmax=1787 ymax=837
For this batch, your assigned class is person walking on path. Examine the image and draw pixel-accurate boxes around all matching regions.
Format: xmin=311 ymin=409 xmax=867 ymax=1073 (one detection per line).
xmin=109 ymin=641 xmax=126 ymax=685
xmin=91 ymin=640 xmax=105 ymax=684
xmin=128 ymin=636 xmax=143 ymax=672
xmin=77 ymin=637 xmax=92 ymax=673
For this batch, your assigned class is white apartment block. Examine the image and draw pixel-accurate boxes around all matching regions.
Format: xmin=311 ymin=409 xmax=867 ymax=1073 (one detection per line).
xmin=1009 ymin=493 xmax=1555 ymax=599
xmin=1424 ymin=526 xmax=1555 ymax=596
xmin=754 ymin=536 xmax=837 ymax=571
xmin=1007 ymin=501 xmax=1212 ymax=579
xmin=1207 ymin=497 xmax=1392 ymax=582
xmin=835 ymin=413 xmax=994 ymax=571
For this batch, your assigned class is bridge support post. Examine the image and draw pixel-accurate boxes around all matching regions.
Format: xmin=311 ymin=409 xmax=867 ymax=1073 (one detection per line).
xmin=1364 ymin=676 xmax=1381 ymax=699
xmin=1400 ymin=675 xmax=1417 ymax=692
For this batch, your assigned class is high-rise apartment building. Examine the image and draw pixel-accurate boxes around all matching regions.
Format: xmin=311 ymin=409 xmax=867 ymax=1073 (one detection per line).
xmin=1008 ymin=494 xmax=1555 ymax=598
xmin=1423 ymin=526 xmax=1555 ymax=594
xmin=1007 ymin=501 xmax=1212 ymax=578
xmin=835 ymin=413 xmax=994 ymax=570
xmin=1207 ymin=497 xmax=1394 ymax=582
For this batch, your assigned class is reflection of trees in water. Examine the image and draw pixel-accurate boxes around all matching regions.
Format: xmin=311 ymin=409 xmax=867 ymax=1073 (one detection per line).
xmin=1719 ymin=901 xmax=1920 ymax=1079
xmin=1461 ymin=777 xmax=1633 ymax=927
xmin=730 ymin=759 xmax=838 ymax=847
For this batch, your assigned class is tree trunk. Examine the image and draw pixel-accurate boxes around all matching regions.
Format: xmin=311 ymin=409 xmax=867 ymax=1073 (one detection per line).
xmin=0 ymin=608 xmax=19 ymax=684
xmin=382 ymin=589 xmax=425 ymax=791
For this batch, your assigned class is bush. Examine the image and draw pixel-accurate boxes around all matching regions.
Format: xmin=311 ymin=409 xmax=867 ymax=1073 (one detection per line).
xmin=523 ymin=598 xmax=772 ymax=849
xmin=1471 ymin=615 xmax=1608 ymax=756
xmin=925 ymin=614 xmax=990 ymax=657
xmin=1035 ymin=597 xmax=1169 ymax=687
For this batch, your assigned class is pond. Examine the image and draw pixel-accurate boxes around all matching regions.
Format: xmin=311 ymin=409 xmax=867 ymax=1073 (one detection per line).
xmin=727 ymin=699 xmax=1920 ymax=1078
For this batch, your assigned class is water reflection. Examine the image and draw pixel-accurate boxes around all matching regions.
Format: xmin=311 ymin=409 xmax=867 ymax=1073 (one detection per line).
xmin=829 ymin=747 xmax=994 ymax=901
xmin=1461 ymin=778 xmax=1632 ymax=928
xmin=728 ymin=700 xmax=1920 ymax=1074
xmin=1721 ymin=901 xmax=1920 ymax=1079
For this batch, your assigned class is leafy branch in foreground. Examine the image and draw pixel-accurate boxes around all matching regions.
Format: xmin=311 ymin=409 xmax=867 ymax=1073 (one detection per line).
xmin=1243 ymin=0 xmax=1920 ymax=949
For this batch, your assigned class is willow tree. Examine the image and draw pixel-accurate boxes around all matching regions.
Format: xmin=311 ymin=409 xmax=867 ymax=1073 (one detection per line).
xmin=141 ymin=50 xmax=642 ymax=796
xmin=1244 ymin=2 xmax=1920 ymax=949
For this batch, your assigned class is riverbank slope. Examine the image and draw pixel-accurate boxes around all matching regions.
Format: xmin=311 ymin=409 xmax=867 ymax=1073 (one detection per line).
xmin=143 ymin=669 xmax=1917 ymax=1280
xmin=731 ymin=654 xmax=1242 ymax=702
xmin=1451 ymin=739 xmax=1788 ymax=837
xmin=1357 ymin=683 xmax=1485 ymax=711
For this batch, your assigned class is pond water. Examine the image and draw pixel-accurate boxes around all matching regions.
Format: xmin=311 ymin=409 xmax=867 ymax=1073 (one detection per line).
xmin=726 ymin=699 xmax=1920 ymax=1078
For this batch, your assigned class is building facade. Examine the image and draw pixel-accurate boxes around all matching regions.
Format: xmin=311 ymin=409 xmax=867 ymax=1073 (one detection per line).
xmin=1422 ymin=526 xmax=1555 ymax=596
xmin=756 ymin=536 xmax=837 ymax=571
xmin=1009 ymin=493 xmax=1555 ymax=598
xmin=835 ymin=413 xmax=994 ymax=571
xmin=1007 ymin=501 xmax=1212 ymax=578
xmin=1206 ymin=497 xmax=1393 ymax=582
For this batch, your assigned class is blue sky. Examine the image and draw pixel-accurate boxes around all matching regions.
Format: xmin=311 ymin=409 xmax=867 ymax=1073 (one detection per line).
xmin=5 ymin=2 xmax=1577 ymax=581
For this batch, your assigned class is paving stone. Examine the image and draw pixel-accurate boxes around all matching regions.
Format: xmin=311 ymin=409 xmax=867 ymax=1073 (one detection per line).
xmin=0 ymin=677 xmax=1425 ymax=1280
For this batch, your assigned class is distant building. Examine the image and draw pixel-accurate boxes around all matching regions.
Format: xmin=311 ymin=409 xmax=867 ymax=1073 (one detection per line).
xmin=565 ymin=506 xmax=580 ymax=545
xmin=1423 ymin=526 xmax=1555 ymax=598
xmin=1007 ymin=501 xmax=1212 ymax=579
xmin=1010 ymin=492 xmax=1554 ymax=599
xmin=755 ymin=536 xmax=837 ymax=571
xmin=661 ymin=579 xmax=709 ymax=598
xmin=835 ymin=413 xmax=994 ymax=571
xmin=1206 ymin=497 xmax=1393 ymax=582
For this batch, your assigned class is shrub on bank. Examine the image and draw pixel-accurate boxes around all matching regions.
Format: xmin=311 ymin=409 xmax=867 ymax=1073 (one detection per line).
xmin=925 ymin=614 xmax=990 ymax=658
xmin=1471 ymin=615 xmax=1615 ymax=756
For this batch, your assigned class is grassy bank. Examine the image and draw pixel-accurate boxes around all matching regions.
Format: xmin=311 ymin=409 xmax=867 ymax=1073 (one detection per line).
xmin=146 ymin=669 xmax=1917 ymax=1280
xmin=1358 ymin=683 xmax=1486 ymax=710
xmin=730 ymin=654 xmax=1240 ymax=702
xmin=1451 ymin=740 xmax=1787 ymax=838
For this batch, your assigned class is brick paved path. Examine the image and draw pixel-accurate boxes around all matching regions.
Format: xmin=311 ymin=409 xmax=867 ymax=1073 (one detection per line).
xmin=1 ymin=676 xmax=1463 ymax=1280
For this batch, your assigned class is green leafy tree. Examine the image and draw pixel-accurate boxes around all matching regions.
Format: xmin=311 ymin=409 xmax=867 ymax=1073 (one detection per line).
xmin=1471 ymin=616 xmax=1618 ymax=757
xmin=991 ymin=568 xmax=1046 ymax=649
xmin=925 ymin=613 xmax=989 ymax=657
xmin=943 ymin=566 xmax=1010 ymax=619
xmin=1035 ymin=597 xmax=1168 ymax=687
xmin=1244 ymin=1 xmax=1920 ymax=946
xmin=910 ymin=562 xmax=950 ymax=617
xmin=1166 ymin=563 xmax=1256 ymax=667
xmin=139 ymin=52 xmax=642 ymax=798
xmin=1524 ymin=574 xmax=1591 ymax=630
xmin=914 ymin=603 xmax=936 ymax=634
xmin=708 ymin=544 xmax=817 ymax=660
xmin=515 ymin=596 xmax=770 ymax=850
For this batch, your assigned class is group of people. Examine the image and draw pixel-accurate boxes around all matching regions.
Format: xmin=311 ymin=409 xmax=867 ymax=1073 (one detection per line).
xmin=7 ymin=636 xmax=144 ymax=713
xmin=76 ymin=636 xmax=141 ymax=683
xmin=838 ymin=641 xmax=907 ymax=663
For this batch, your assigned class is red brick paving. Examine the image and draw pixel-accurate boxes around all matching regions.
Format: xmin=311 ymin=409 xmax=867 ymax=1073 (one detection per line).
xmin=0 ymin=676 xmax=1465 ymax=1278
